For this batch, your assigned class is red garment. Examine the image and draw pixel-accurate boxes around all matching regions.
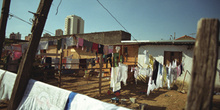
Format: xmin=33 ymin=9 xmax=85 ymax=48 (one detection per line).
xmin=92 ymin=43 xmax=98 ymax=53
xmin=13 ymin=51 xmax=22 ymax=60
xmin=97 ymin=57 xmax=99 ymax=63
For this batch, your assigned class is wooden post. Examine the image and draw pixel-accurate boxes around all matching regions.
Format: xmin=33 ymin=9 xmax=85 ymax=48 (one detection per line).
xmin=112 ymin=53 xmax=115 ymax=67
xmin=135 ymin=56 xmax=137 ymax=66
xmin=122 ymin=45 xmax=124 ymax=63
xmin=0 ymin=0 xmax=11 ymax=59
xmin=8 ymin=0 xmax=53 ymax=109
xmin=186 ymin=18 xmax=219 ymax=110
xmin=99 ymin=54 xmax=103 ymax=94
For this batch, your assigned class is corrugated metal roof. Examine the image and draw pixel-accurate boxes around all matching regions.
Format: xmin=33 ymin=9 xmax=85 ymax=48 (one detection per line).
xmin=120 ymin=40 xmax=195 ymax=45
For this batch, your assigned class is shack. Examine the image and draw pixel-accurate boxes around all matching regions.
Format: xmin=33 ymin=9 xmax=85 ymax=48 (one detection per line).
xmin=121 ymin=35 xmax=220 ymax=89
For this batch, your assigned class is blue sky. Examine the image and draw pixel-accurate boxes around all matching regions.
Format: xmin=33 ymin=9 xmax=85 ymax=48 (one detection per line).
xmin=1 ymin=0 xmax=220 ymax=40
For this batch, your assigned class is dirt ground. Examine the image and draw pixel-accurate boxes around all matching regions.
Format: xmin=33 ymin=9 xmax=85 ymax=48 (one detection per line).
xmin=47 ymin=74 xmax=220 ymax=110
xmin=1 ymin=74 xmax=220 ymax=110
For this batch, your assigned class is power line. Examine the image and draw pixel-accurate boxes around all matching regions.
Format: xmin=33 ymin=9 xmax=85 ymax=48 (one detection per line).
xmin=97 ymin=0 xmax=138 ymax=41
xmin=8 ymin=13 xmax=55 ymax=35
xmin=97 ymin=0 xmax=148 ymax=67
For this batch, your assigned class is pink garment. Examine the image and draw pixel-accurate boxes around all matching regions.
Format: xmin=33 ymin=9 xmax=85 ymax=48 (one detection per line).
xmin=108 ymin=46 xmax=113 ymax=54
xmin=177 ymin=65 xmax=181 ymax=77
xmin=13 ymin=51 xmax=22 ymax=60
xmin=77 ymin=38 xmax=84 ymax=47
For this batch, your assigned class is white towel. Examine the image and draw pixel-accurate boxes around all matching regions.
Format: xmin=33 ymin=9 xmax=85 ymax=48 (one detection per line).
xmin=117 ymin=62 xmax=128 ymax=85
xmin=70 ymin=94 xmax=130 ymax=110
xmin=38 ymin=41 xmax=48 ymax=50
xmin=17 ymin=79 xmax=71 ymax=110
xmin=110 ymin=67 xmax=121 ymax=92
xmin=66 ymin=36 xmax=77 ymax=47
xmin=0 ymin=69 xmax=16 ymax=101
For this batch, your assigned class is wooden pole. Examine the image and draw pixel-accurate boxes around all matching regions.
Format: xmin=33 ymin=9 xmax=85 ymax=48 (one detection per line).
xmin=8 ymin=0 xmax=53 ymax=109
xmin=186 ymin=18 xmax=219 ymax=110
xmin=135 ymin=56 xmax=137 ymax=66
xmin=0 ymin=0 xmax=11 ymax=60
xmin=122 ymin=45 xmax=124 ymax=63
xmin=99 ymin=54 xmax=103 ymax=94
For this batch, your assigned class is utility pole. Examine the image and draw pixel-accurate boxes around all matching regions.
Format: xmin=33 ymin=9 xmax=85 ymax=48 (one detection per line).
xmin=186 ymin=18 xmax=219 ymax=110
xmin=0 ymin=0 xmax=11 ymax=60
xmin=8 ymin=0 xmax=53 ymax=109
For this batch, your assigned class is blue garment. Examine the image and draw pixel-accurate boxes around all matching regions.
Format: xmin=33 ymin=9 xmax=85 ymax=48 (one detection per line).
xmin=65 ymin=92 xmax=77 ymax=110
xmin=159 ymin=63 xmax=163 ymax=75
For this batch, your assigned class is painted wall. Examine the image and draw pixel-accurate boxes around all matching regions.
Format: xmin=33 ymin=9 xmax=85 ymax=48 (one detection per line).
xmin=138 ymin=45 xmax=220 ymax=88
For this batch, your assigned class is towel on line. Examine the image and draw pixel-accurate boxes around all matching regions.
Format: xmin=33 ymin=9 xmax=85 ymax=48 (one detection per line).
xmin=17 ymin=79 xmax=71 ymax=110
xmin=0 ymin=69 xmax=16 ymax=101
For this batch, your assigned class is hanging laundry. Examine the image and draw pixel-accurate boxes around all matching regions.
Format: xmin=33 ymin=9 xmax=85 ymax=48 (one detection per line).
xmin=77 ymin=37 xmax=84 ymax=47
xmin=113 ymin=53 xmax=119 ymax=67
xmin=83 ymin=40 xmax=93 ymax=52
xmin=152 ymin=60 xmax=159 ymax=85
xmin=0 ymin=70 xmax=16 ymax=101
xmin=137 ymin=68 xmax=149 ymax=83
xmin=91 ymin=43 xmax=98 ymax=53
xmin=180 ymin=63 xmax=184 ymax=76
xmin=64 ymin=92 xmax=78 ymax=110
xmin=66 ymin=36 xmax=77 ymax=47
xmin=57 ymin=39 xmax=62 ymax=50
xmin=167 ymin=63 xmax=172 ymax=90
xmin=108 ymin=46 xmax=113 ymax=54
xmin=162 ymin=65 xmax=167 ymax=87
xmin=147 ymin=69 xmax=156 ymax=96
xmin=149 ymin=55 xmax=154 ymax=69
xmin=131 ymin=67 xmax=139 ymax=84
xmin=177 ymin=65 xmax=181 ymax=77
xmin=171 ymin=60 xmax=177 ymax=82
xmin=38 ymin=41 xmax=48 ymax=50
xmin=143 ymin=50 xmax=149 ymax=64
xmin=156 ymin=63 xmax=163 ymax=88
xmin=117 ymin=62 xmax=128 ymax=85
xmin=115 ymin=46 xmax=120 ymax=53
xmin=110 ymin=67 xmax=121 ymax=92
xmin=12 ymin=51 xmax=22 ymax=60
xmin=120 ymin=55 xmax=124 ymax=62
xmin=17 ymin=79 xmax=71 ymax=110
xmin=98 ymin=44 xmax=104 ymax=54
xmin=83 ymin=40 xmax=89 ymax=48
